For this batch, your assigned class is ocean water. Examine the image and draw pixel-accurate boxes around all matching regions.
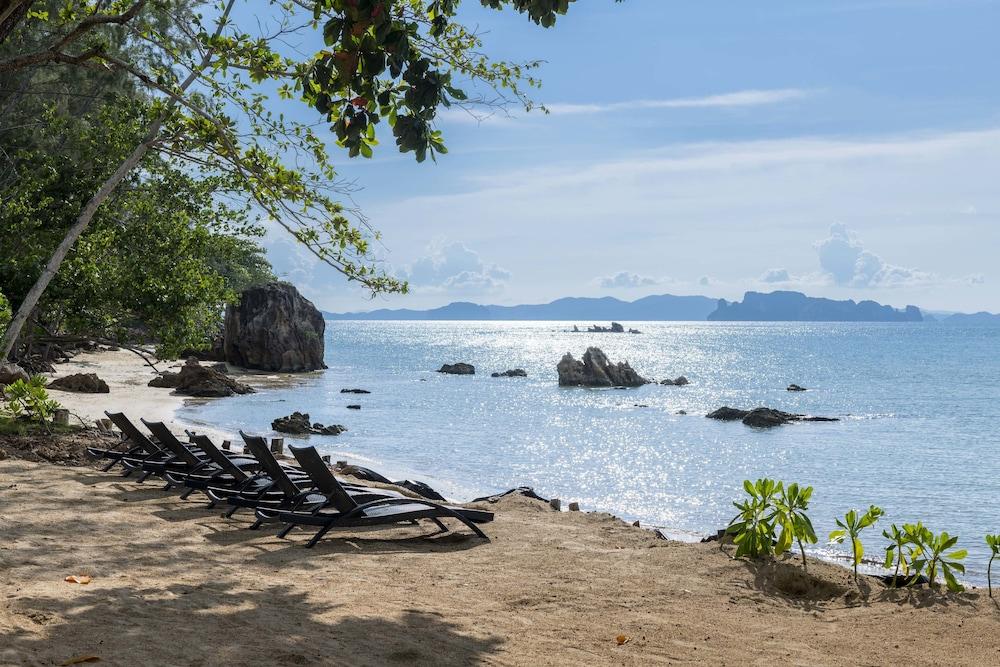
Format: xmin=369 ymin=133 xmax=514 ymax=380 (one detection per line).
xmin=180 ymin=321 xmax=1000 ymax=583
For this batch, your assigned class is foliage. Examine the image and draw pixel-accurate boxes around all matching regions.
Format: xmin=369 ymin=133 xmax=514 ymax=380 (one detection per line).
xmin=726 ymin=478 xmax=781 ymax=560
xmin=1 ymin=375 xmax=61 ymax=426
xmin=829 ymin=505 xmax=884 ymax=582
xmin=882 ymin=523 xmax=919 ymax=584
xmin=986 ymin=534 xmax=999 ymax=598
xmin=773 ymin=482 xmax=818 ymax=572
xmin=0 ymin=290 xmax=10 ymax=339
xmin=906 ymin=524 xmax=967 ymax=592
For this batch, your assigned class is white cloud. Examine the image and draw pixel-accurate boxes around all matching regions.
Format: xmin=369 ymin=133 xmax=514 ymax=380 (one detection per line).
xmin=597 ymin=271 xmax=660 ymax=289
xmin=545 ymin=89 xmax=812 ymax=116
xmin=814 ymin=223 xmax=933 ymax=288
xmin=760 ymin=268 xmax=793 ymax=283
xmin=398 ymin=241 xmax=510 ymax=294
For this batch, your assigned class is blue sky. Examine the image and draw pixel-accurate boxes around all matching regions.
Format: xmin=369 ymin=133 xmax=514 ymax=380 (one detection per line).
xmin=259 ymin=0 xmax=1000 ymax=313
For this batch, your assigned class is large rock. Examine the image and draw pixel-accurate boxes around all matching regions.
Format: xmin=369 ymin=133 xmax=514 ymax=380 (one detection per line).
xmin=223 ymin=282 xmax=326 ymax=372
xmin=707 ymin=405 xmax=840 ymax=428
xmin=48 ymin=373 xmax=109 ymax=393
xmin=0 ymin=363 xmax=29 ymax=386
xmin=438 ymin=362 xmax=475 ymax=375
xmin=491 ymin=368 xmax=527 ymax=378
xmin=706 ymin=406 xmax=750 ymax=421
xmin=148 ymin=372 xmax=180 ymax=388
xmin=271 ymin=411 xmax=345 ymax=436
xmin=174 ymin=358 xmax=254 ymax=397
xmin=557 ymin=347 xmax=649 ymax=388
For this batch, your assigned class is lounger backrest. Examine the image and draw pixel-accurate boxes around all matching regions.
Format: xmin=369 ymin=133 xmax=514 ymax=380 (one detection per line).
xmin=289 ymin=445 xmax=358 ymax=512
xmin=187 ymin=434 xmax=248 ymax=481
xmin=239 ymin=432 xmax=300 ymax=497
xmin=105 ymin=412 xmax=160 ymax=454
xmin=142 ymin=420 xmax=201 ymax=465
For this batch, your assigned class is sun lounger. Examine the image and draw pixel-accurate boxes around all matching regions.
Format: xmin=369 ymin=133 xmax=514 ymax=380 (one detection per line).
xmin=272 ymin=444 xmax=493 ymax=547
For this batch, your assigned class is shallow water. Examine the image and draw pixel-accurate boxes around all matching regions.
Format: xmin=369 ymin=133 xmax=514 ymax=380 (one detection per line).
xmin=180 ymin=321 xmax=1000 ymax=583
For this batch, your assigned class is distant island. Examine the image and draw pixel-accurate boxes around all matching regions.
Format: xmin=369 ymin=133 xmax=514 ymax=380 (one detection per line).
xmin=325 ymin=290 xmax=1000 ymax=323
xmin=707 ymin=291 xmax=923 ymax=322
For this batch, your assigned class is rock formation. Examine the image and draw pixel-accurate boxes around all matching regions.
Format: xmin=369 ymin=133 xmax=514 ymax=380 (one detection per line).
xmin=707 ymin=405 xmax=839 ymax=428
xmin=438 ymin=362 xmax=475 ymax=375
xmin=148 ymin=372 xmax=180 ymax=388
xmin=340 ymin=388 xmax=371 ymax=394
xmin=48 ymin=373 xmax=109 ymax=393
xmin=787 ymin=384 xmax=807 ymax=392
xmin=271 ymin=411 xmax=345 ymax=436
xmin=173 ymin=358 xmax=254 ymax=397
xmin=491 ymin=368 xmax=527 ymax=377
xmin=223 ymin=282 xmax=326 ymax=372
xmin=0 ymin=363 xmax=29 ymax=386
xmin=660 ymin=376 xmax=689 ymax=386
xmin=557 ymin=347 xmax=648 ymax=387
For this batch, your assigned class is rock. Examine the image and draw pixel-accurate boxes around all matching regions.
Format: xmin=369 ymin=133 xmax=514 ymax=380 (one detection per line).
xmin=438 ymin=362 xmax=475 ymax=375
xmin=271 ymin=411 xmax=345 ymax=436
xmin=633 ymin=404 xmax=649 ymax=408
xmin=340 ymin=388 xmax=371 ymax=394
xmin=223 ymin=282 xmax=326 ymax=372
xmin=661 ymin=375 xmax=689 ymax=386
xmin=557 ymin=347 xmax=649 ymax=388
xmin=472 ymin=487 xmax=550 ymax=504
xmin=0 ymin=363 xmax=29 ymax=386
xmin=708 ymin=405 xmax=840 ymax=427
xmin=147 ymin=372 xmax=180 ymax=388
xmin=491 ymin=368 xmax=526 ymax=378
xmin=676 ymin=409 xmax=687 ymax=415
xmin=549 ymin=498 xmax=562 ymax=511
xmin=787 ymin=384 xmax=807 ymax=391
xmin=346 ymin=404 xmax=361 ymax=410
xmin=568 ymin=501 xmax=581 ymax=512
xmin=632 ymin=520 xmax=641 ymax=528
xmin=47 ymin=373 xmax=109 ymax=394
xmin=706 ymin=406 xmax=751 ymax=421
xmin=174 ymin=358 xmax=254 ymax=397
xmin=395 ymin=480 xmax=446 ymax=501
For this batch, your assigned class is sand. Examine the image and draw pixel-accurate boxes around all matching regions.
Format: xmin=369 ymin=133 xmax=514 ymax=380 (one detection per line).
xmin=0 ymin=456 xmax=998 ymax=666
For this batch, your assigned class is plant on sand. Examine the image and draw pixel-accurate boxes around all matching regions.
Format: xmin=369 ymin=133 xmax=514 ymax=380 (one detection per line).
xmin=829 ymin=505 xmax=884 ymax=582
xmin=882 ymin=523 xmax=920 ymax=586
xmin=1 ymin=376 xmax=61 ymax=429
xmin=906 ymin=523 xmax=967 ymax=592
xmin=726 ymin=479 xmax=781 ymax=559
xmin=986 ymin=534 xmax=999 ymax=598
xmin=773 ymin=483 xmax=818 ymax=573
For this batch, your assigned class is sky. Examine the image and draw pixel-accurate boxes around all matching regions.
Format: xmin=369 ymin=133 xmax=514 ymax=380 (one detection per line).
xmin=258 ymin=0 xmax=1000 ymax=314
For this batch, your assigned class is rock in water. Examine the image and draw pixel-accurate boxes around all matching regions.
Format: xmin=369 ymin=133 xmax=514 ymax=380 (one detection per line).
xmin=491 ymin=368 xmax=527 ymax=378
xmin=438 ymin=362 xmax=475 ymax=375
xmin=707 ymin=405 xmax=840 ymax=427
xmin=661 ymin=375 xmax=689 ymax=386
xmin=706 ymin=406 xmax=751 ymax=421
xmin=223 ymin=282 xmax=326 ymax=372
xmin=0 ymin=363 xmax=29 ymax=386
xmin=48 ymin=373 xmax=109 ymax=393
xmin=174 ymin=358 xmax=254 ymax=397
xmin=340 ymin=388 xmax=371 ymax=394
xmin=787 ymin=384 xmax=807 ymax=391
xmin=557 ymin=347 xmax=649 ymax=387
xmin=271 ymin=411 xmax=345 ymax=435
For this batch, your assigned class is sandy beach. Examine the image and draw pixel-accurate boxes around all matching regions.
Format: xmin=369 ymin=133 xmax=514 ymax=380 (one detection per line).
xmin=0 ymin=352 xmax=994 ymax=665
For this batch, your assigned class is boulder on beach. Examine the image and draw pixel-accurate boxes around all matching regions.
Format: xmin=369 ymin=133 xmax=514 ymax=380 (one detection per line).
xmin=174 ymin=358 xmax=254 ymax=397
xmin=271 ymin=411 xmax=345 ymax=435
xmin=707 ymin=405 xmax=840 ymax=428
xmin=438 ymin=362 xmax=475 ymax=375
xmin=787 ymin=384 xmax=807 ymax=392
xmin=223 ymin=282 xmax=326 ymax=372
xmin=48 ymin=373 xmax=109 ymax=394
xmin=0 ymin=363 xmax=30 ymax=386
xmin=491 ymin=368 xmax=527 ymax=378
xmin=557 ymin=347 xmax=648 ymax=388
xmin=147 ymin=372 xmax=180 ymax=389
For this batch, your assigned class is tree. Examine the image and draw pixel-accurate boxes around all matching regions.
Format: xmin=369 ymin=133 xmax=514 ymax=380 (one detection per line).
xmin=0 ymin=0 xmax=580 ymax=360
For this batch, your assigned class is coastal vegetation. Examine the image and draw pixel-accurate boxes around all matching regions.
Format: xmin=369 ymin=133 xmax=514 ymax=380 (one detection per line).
xmin=829 ymin=505 xmax=885 ymax=582
xmin=987 ymin=534 xmax=998 ymax=597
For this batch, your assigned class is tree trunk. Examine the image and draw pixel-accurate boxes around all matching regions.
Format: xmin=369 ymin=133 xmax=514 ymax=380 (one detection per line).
xmin=0 ymin=0 xmax=35 ymax=44
xmin=0 ymin=118 xmax=162 ymax=361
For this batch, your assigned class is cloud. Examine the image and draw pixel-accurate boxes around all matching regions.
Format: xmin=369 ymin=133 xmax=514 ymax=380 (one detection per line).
xmin=760 ymin=268 xmax=793 ymax=283
xmin=597 ymin=271 xmax=660 ymax=289
xmin=397 ymin=241 xmax=510 ymax=294
xmin=814 ymin=224 xmax=932 ymax=288
xmin=698 ymin=276 xmax=712 ymax=287
xmin=544 ymin=89 xmax=812 ymax=116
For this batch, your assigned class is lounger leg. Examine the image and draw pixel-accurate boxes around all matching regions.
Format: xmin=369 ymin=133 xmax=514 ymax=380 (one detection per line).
xmin=136 ymin=470 xmax=154 ymax=483
xmin=224 ymin=506 xmax=240 ymax=519
xmin=162 ymin=482 xmax=173 ymax=491
xmin=179 ymin=488 xmax=195 ymax=500
xmin=101 ymin=459 xmax=119 ymax=472
xmin=431 ymin=518 xmax=449 ymax=533
xmin=205 ymin=500 xmax=217 ymax=509
xmin=305 ymin=524 xmax=334 ymax=548
xmin=277 ymin=523 xmax=295 ymax=539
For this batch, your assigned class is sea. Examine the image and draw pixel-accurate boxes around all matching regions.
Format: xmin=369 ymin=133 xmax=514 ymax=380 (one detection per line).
xmin=179 ymin=321 xmax=1000 ymax=584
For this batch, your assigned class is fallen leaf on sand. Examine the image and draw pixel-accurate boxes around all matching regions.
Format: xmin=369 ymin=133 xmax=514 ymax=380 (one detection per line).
xmin=616 ymin=634 xmax=631 ymax=646
xmin=64 ymin=575 xmax=92 ymax=585
xmin=59 ymin=655 xmax=100 ymax=665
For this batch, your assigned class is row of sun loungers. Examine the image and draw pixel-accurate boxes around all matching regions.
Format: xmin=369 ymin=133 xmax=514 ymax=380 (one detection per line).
xmin=86 ymin=412 xmax=493 ymax=547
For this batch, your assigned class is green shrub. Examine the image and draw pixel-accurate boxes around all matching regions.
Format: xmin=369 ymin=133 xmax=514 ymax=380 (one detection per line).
xmin=726 ymin=479 xmax=781 ymax=560
xmin=906 ymin=523 xmax=967 ymax=592
xmin=829 ymin=506 xmax=884 ymax=582
xmin=986 ymin=534 xmax=999 ymax=598
xmin=0 ymin=290 xmax=10 ymax=339
xmin=1 ymin=376 xmax=61 ymax=427
xmin=882 ymin=523 xmax=919 ymax=585
xmin=773 ymin=483 xmax=818 ymax=572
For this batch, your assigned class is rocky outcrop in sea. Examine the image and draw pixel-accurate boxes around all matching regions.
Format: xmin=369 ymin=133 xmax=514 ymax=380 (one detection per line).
xmin=557 ymin=347 xmax=648 ymax=388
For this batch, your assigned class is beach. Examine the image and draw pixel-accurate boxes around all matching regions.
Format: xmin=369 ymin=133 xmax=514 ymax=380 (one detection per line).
xmin=0 ymin=349 xmax=997 ymax=665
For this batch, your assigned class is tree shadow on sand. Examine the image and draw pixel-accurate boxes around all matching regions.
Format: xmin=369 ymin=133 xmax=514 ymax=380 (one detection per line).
xmin=2 ymin=582 xmax=505 ymax=666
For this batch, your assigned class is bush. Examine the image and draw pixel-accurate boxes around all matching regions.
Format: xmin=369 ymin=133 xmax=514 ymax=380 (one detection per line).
xmin=1 ymin=376 xmax=61 ymax=427
xmin=0 ymin=290 xmax=10 ymax=339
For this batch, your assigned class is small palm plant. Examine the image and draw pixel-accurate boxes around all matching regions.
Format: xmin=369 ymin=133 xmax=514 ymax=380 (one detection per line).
xmin=773 ymin=483 xmax=817 ymax=572
xmin=726 ymin=479 xmax=781 ymax=559
xmin=908 ymin=524 xmax=967 ymax=592
xmin=829 ymin=505 xmax=884 ymax=582
xmin=882 ymin=523 xmax=918 ymax=586
xmin=984 ymin=534 xmax=998 ymax=597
